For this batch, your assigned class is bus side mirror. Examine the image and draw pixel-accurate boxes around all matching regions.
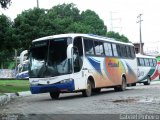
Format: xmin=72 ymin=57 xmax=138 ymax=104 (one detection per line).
xmin=67 ymin=44 xmax=73 ymax=59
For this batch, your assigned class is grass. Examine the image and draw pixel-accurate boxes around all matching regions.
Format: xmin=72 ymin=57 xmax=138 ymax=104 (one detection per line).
xmin=0 ymin=80 xmax=30 ymax=93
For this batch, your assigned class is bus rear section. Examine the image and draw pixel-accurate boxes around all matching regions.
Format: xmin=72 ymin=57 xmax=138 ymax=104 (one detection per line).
xmin=136 ymin=54 xmax=159 ymax=85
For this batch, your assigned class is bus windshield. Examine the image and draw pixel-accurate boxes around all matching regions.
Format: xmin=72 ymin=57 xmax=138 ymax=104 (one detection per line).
xmin=29 ymin=37 xmax=72 ymax=78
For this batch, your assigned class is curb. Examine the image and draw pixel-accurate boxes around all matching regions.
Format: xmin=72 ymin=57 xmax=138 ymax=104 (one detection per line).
xmin=0 ymin=91 xmax=31 ymax=106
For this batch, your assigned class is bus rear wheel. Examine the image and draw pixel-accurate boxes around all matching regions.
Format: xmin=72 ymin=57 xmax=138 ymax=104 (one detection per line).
xmin=92 ymin=88 xmax=101 ymax=93
xmin=114 ymin=77 xmax=127 ymax=92
xmin=82 ymin=80 xmax=92 ymax=97
xmin=50 ymin=92 xmax=60 ymax=100
xmin=144 ymin=76 xmax=151 ymax=85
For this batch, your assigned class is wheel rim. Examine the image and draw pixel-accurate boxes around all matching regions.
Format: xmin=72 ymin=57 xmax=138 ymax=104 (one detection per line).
xmin=122 ymin=79 xmax=126 ymax=90
xmin=86 ymin=82 xmax=91 ymax=96
xmin=147 ymin=77 xmax=151 ymax=84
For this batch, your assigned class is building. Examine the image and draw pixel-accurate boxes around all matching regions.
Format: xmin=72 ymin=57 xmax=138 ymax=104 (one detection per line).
xmin=133 ymin=43 xmax=144 ymax=54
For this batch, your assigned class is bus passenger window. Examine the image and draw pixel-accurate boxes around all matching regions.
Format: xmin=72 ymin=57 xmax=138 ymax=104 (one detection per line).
xmin=139 ymin=58 xmax=145 ymax=66
xmin=116 ymin=45 xmax=121 ymax=57
xmin=144 ymin=58 xmax=149 ymax=66
xmin=126 ymin=46 xmax=131 ymax=58
xmin=94 ymin=41 xmax=104 ymax=56
xmin=84 ymin=39 xmax=94 ymax=55
xmin=112 ymin=44 xmax=118 ymax=57
xmin=153 ymin=59 xmax=157 ymax=66
xmin=104 ymin=43 xmax=113 ymax=56
xmin=137 ymin=58 xmax=140 ymax=66
xmin=149 ymin=59 xmax=153 ymax=67
xmin=130 ymin=47 xmax=135 ymax=58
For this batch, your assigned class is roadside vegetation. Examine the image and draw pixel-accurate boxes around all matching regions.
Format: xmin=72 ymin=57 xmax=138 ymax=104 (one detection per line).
xmin=0 ymin=80 xmax=29 ymax=93
xmin=0 ymin=3 xmax=129 ymax=69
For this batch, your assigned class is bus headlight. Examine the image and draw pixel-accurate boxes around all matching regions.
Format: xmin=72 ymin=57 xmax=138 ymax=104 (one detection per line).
xmin=60 ymin=79 xmax=73 ymax=83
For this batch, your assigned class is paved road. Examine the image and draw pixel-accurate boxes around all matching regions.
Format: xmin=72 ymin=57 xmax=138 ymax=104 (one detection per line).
xmin=0 ymin=83 xmax=160 ymax=119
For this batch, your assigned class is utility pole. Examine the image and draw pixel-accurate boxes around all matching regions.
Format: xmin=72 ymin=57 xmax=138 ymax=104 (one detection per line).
xmin=137 ymin=14 xmax=143 ymax=54
xmin=37 ymin=0 xmax=39 ymax=8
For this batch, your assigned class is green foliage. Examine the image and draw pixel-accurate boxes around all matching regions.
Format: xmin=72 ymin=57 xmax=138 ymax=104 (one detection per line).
xmin=0 ymin=0 xmax=11 ymax=8
xmin=13 ymin=3 xmax=107 ymax=50
xmin=13 ymin=8 xmax=47 ymax=50
xmin=106 ymin=31 xmax=129 ymax=43
xmin=0 ymin=14 xmax=14 ymax=68
xmin=0 ymin=3 xmax=129 ymax=69
xmin=80 ymin=10 xmax=107 ymax=35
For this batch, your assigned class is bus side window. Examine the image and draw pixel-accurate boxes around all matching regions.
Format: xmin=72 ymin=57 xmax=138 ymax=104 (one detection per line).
xmin=128 ymin=46 xmax=132 ymax=58
xmin=144 ymin=58 xmax=149 ymax=66
xmin=84 ymin=39 xmax=94 ymax=55
xmin=139 ymin=58 xmax=145 ymax=66
xmin=112 ymin=44 xmax=118 ymax=57
xmin=137 ymin=58 xmax=140 ymax=66
xmin=94 ymin=41 xmax=104 ymax=56
xmin=130 ymin=47 xmax=135 ymax=59
xmin=126 ymin=46 xmax=129 ymax=58
xmin=99 ymin=42 xmax=104 ymax=56
xmin=153 ymin=59 xmax=157 ymax=67
xmin=122 ymin=46 xmax=127 ymax=57
xmin=104 ymin=42 xmax=113 ymax=56
xmin=149 ymin=59 xmax=153 ymax=67
xmin=116 ymin=45 xmax=121 ymax=57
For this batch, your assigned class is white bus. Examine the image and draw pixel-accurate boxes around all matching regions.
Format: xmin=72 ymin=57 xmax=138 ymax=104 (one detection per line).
xmin=16 ymin=60 xmax=29 ymax=79
xmin=16 ymin=50 xmax=29 ymax=79
xmin=136 ymin=54 xmax=159 ymax=85
xmin=29 ymin=33 xmax=138 ymax=99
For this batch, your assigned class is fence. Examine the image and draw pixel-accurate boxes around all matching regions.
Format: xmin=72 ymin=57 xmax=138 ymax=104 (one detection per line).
xmin=0 ymin=69 xmax=16 ymax=79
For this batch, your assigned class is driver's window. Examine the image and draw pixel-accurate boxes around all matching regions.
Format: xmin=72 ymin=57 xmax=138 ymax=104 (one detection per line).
xmin=73 ymin=37 xmax=83 ymax=72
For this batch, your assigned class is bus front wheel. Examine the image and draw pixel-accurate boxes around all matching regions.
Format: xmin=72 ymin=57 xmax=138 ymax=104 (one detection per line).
xmin=82 ymin=80 xmax=92 ymax=97
xmin=50 ymin=92 xmax=60 ymax=100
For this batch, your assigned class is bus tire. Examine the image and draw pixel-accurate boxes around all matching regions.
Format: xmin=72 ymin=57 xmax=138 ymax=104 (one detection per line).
xmin=144 ymin=76 xmax=151 ymax=85
xmin=120 ymin=77 xmax=127 ymax=91
xmin=92 ymin=88 xmax=101 ymax=93
xmin=114 ymin=86 xmax=120 ymax=92
xmin=82 ymin=80 xmax=92 ymax=97
xmin=115 ymin=77 xmax=127 ymax=92
xmin=132 ymin=83 xmax=136 ymax=86
xmin=50 ymin=92 xmax=60 ymax=100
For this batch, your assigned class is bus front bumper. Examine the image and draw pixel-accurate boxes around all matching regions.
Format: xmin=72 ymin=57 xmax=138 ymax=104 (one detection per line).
xmin=30 ymin=80 xmax=75 ymax=94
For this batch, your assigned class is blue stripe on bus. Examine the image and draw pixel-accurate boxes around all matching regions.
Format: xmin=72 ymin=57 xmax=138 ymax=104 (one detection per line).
xmin=87 ymin=57 xmax=103 ymax=75
xmin=30 ymin=80 xmax=75 ymax=94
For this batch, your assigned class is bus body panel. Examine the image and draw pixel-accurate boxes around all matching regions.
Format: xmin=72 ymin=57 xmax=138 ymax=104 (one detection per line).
xmin=84 ymin=56 xmax=137 ymax=88
xmin=137 ymin=65 xmax=159 ymax=82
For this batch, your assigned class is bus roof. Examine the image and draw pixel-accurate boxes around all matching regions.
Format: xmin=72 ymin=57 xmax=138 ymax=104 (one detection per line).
xmin=136 ymin=53 xmax=156 ymax=59
xmin=32 ymin=33 xmax=134 ymax=46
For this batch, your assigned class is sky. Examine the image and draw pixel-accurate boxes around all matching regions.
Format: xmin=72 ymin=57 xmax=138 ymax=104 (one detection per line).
xmin=0 ymin=0 xmax=160 ymax=54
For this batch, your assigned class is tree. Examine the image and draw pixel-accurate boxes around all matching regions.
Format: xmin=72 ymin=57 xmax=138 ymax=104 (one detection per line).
xmin=45 ymin=3 xmax=81 ymax=34
xmin=0 ymin=14 xmax=13 ymax=68
xmin=80 ymin=10 xmax=107 ymax=35
xmin=106 ymin=31 xmax=129 ymax=43
xmin=13 ymin=8 xmax=47 ymax=50
xmin=0 ymin=0 xmax=11 ymax=8
xmin=13 ymin=3 xmax=107 ymax=50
